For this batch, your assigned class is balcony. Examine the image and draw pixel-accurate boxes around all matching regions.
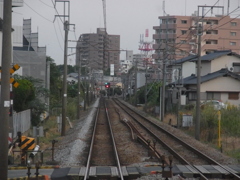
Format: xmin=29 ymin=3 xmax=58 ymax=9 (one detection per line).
xmin=160 ymin=23 xmax=177 ymax=29
xmin=201 ymin=44 xmax=218 ymax=51
xmin=153 ymin=33 xmax=176 ymax=40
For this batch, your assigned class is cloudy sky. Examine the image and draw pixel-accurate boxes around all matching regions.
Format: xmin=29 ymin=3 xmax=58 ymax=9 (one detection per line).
xmin=12 ymin=0 xmax=240 ymax=65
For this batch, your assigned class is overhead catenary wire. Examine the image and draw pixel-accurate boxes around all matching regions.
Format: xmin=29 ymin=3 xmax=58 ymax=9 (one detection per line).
xmin=22 ymin=0 xmax=73 ymax=53
xmin=23 ymin=1 xmax=52 ymax=22
xmin=38 ymin=0 xmax=53 ymax=8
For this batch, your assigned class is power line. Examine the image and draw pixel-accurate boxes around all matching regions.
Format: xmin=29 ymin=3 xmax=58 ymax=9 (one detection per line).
xmin=23 ymin=1 xmax=53 ymax=22
xmin=53 ymin=23 xmax=64 ymax=51
xmin=38 ymin=0 xmax=54 ymax=8
xmin=55 ymin=17 xmax=64 ymax=40
xmin=51 ymin=0 xmax=64 ymax=24
xmin=155 ymin=5 xmax=240 ymax=59
xmin=22 ymin=1 xmax=65 ymax=53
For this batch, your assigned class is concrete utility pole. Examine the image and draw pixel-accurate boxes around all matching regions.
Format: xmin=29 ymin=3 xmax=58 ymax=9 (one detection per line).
xmin=144 ymin=65 xmax=148 ymax=111
xmin=0 ymin=0 xmax=12 ymax=178
xmin=54 ymin=0 xmax=70 ymax=136
xmin=195 ymin=23 xmax=202 ymax=140
xmin=195 ymin=5 xmax=224 ymax=140
xmin=77 ymin=52 xmax=81 ymax=120
xmin=134 ymin=60 xmax=137 ymax=106
xmin=62 ymin=20 xmax=69 ymax=136
xmin=161 ymin=15 xmax=169 ymax=122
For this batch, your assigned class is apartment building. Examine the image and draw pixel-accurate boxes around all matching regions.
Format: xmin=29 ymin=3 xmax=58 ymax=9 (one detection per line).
xmin=76 ymin=28 xmax=120 ymax=75
xmin=153 ymin=15 xmax=240 ymax=61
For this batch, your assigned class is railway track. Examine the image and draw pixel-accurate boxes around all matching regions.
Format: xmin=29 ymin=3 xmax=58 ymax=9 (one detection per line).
xmin=113 ymin=98 xmax=240 ymax=179
xmin=83 ymin=98 xmax=124 ymax=180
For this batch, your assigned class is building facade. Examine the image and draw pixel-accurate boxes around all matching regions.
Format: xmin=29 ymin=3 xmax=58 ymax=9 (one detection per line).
xmin=76 ymin=28 xmax=120 ymax=76
xmin=153 ymin=15 xmax=240 ymax=61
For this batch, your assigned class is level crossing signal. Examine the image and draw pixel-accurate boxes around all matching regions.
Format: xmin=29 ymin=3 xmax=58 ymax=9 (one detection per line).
xmin=105 ymin=82 xmax=110 ymax=88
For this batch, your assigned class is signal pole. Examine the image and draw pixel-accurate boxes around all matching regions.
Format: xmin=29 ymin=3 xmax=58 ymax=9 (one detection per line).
xmin=0 ymin=0 xmax=12 ymax=178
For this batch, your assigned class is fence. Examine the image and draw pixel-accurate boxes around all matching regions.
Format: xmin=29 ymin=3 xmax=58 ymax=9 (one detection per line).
xmin=13 ymin=109 xmax=31 ymax=137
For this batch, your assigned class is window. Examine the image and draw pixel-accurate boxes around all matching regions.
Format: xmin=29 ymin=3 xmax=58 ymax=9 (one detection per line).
xmin=230 ymin=32 xmax=237 ymax=36
xmin=189 ymin=92 xmax=197 ymax=100
xmin=231 ymin=22 xmax=237 ymax=26
xmin=181 ymin=30 xmax=187 ymax=35
xmin=228 ymin=92 xmax=239 ymax=100
xmin=206 ymin=40 xmax=218 ymax=44
xmin=206 ymin=30 xmax=218 ymax=34
xmin=181 ymin=20 xmax=187 ymax=24
xmin=180 ymin=40 xmax=187 ymax=44
xmin=207 ymin=92 xmax=220 ymax=100
xmin=180 ymin=50 xmax=186 ymax=55
xmin=230 ymin=42 xmax=236 ymax=46
xmin=206 ymin=20 xmax=218 ymax=25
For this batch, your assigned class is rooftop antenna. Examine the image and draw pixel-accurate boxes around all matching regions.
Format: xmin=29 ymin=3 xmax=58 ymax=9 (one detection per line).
xmin=227 ymin=0 xmax=230 ymax=14
xmin=185 ymin=0 xmax=186 ymax=16
xmin=162 ymin=0 xmax=165 ymax=16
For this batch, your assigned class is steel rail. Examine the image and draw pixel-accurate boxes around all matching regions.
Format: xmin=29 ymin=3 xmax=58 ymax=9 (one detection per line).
xmin=105 ymin=102 xmax=124 ymax=180
xmin=114 ymin=98 xmax=240 ymax=179
xmin=83 ymin=98 xmax=100 ymax=180
xmin=113 ymin=98 xmax=209 ymax=180
xmin=84 ymin=98 xmax=124 ymax=180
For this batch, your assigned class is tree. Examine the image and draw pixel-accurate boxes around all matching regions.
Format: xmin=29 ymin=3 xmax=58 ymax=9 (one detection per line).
xmin=48 ymin=57 xmax=62 ymax=108
xmin=13 ymin=77 xmax=35 ymax=112
xmin=13 ymin=75 xmax=49 ymax=126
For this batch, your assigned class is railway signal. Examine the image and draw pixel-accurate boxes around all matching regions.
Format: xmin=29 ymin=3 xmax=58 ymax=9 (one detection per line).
xmin=105 ymin=82 xmax=110 ymax=89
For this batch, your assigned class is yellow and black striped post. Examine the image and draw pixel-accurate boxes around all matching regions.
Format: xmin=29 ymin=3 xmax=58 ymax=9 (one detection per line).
xmin=18 ymin=136 xmax=36 ymax=165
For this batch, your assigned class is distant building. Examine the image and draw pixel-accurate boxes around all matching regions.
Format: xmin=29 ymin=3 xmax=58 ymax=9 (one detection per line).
xmin=76 ymin=28 xmax=120 ymax=76
xmin=13 ymin=19 xmax=47 ymax=84
xmin=133 ymin=53 xmax=147 ymax=70
xmin=120 ymin=50 xmax=133 ymax=73
xmin=120 ymin=59 xmax=133 ymax=74
xmin=153 ymin=15 xmax=240 ymax=61
xmin=12 ymin=19 xmax=48 ymax=106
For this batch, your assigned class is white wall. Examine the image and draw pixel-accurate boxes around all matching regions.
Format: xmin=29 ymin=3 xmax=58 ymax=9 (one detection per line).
xmin=211 ymin=55 xmax=240 ymax=72
xmin=201 ymin=76 xmax=240 ymax=106
xmin=12 ymin=26 xmax=23 ymax=47
xmin=182 ymin=61 xmax=195 ymax=78
xmin=201 ymin=62 xmax=211 ymax=76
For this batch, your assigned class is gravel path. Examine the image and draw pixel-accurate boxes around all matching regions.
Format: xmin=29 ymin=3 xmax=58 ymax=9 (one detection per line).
xmin=54 ymin=98 xmax=99 ymax=167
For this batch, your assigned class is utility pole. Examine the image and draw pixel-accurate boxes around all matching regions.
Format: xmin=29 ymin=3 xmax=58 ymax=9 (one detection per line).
xmin=134 ymin=60 xmax=137 ymax=106
xmin=62 ymin=20 xmax=69 ymax=136
xmin=54 ymin=0 xmax=70 ymax=136
xmin=195 ymin=5 xmax=223 ymax=140
xmin=144 ymin=65 xmax=148 ymax=111
xmin=195 ymin=23 xmax=202 ymax=140
xmin=161 ymin=15 xmax=169 ymax=122
xmin=0 ymin=0 xmax=12 ymax=178
xmin=77 ymin=50 xmax=81 ymax=120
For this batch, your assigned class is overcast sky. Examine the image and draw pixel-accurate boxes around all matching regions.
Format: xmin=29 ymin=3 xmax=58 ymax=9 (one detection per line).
xmin=12 ymin=0 xmax=240 ymax=65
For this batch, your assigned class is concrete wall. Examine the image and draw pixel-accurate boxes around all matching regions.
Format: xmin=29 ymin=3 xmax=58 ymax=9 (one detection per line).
xmin=201 ymin=76 xmax=240 ymax=105
xmin=211 ymin=55 xmax=240 ymax=72
xmin=182 ymin=61 xmax=195 ymax=78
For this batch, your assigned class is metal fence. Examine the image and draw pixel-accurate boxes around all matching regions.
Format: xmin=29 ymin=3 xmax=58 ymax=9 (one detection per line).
xmin=13 ymin=109 xmax=31 ymax=137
